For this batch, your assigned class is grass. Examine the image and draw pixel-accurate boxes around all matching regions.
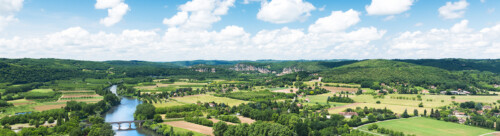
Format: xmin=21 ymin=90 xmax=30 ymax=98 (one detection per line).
xmin=358 ymin=117 xmax=495 ymax=136
xmin=299 ymin=92 xmax=350 ymax=107
xmin=171 ymin=125 xmax=205 ymax=136
xmin=329 ymin=94 xmax=500 ymax=114
xmin=29 ymin=89 xmax=54 ymax=93
xmin=173 ymin=94 xmax=247 ymax=106
xmin=153 ymin=100 xmax=187 ymax=107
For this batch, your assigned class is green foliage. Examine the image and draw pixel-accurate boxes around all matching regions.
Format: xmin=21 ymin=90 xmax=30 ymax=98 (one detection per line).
xmin=134 ymin=103 xmax=156 ymax=120
xmin=327 ymin=94 xmax=355 ymax=103
xmin=153 ymin=114 xmax=163 ymax=123
xmin=184 ymin=116 xmax=213 ymax=127
xmin=216 ymin=90 xmax=295 ymax=101
xmin=218 ymin=115 xmax=240 ymax=123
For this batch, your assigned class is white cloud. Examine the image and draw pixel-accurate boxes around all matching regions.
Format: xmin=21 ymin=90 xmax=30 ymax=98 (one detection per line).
xmin=0 ymin=0 xmax=23 ymax=31
xmin=308 ymin=9 xmax=360 ymax=33
xmin=390 ymin=20 xmax=500 ymax=58
xmin=438 ymin=0 xmax=469 ymax=19
xmin=163 ymin=0 xmax=235 ymax=30
xmin=257 ymin=0 xmax=315 ymax=24
xmin=0 ymin=9 xmax=387 ymax=61
xmin=365 ymin=0 xmax=414 ymax=15
xmin=95 ymin=0 xmax=130 ymax=27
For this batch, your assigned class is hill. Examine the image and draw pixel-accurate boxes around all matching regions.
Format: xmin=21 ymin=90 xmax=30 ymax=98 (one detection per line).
xmin=320 ymin=59 xmax=500 ymax=90
xmin=396 ymin=59 xmax=500 ymax=73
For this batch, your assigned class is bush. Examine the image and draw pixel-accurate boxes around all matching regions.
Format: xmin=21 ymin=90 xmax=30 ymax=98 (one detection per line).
xmin=367 ymin=124 xmax=378 ymax=131
xmin=153 ymin=114 xmax=163 ymax=123
xmin=376 ymin=101 xmax=381 ymax=104
xmin=185 ymin=116 xmax=213 ymax=127
xmin=218 ymin=115 xmax=240 ymax=123
xmin=48 ymin=117 xmax=55 ymax=123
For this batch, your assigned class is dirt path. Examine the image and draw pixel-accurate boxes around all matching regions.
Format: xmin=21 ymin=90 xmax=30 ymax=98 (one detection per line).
xmin=209 ymin=118 xmax=236 ymax=125
xmin=236 ymin=116 xmax=256 ymax=124
xmin=163 ymin=121 xmax=214 ymax=136
xmin=479 ymin=132 xmax=500 ymax=136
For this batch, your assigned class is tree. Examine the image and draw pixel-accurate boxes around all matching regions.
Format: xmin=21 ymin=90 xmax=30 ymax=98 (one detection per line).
xmin=367 ymin=113 xmax=377 ymax=122
xmin=213 ymin=121 xmax=228 ymax=136
xmin=424 ymin=109 xmax=427 ymax=116
xmin=496 ymin=120 xmax=500 ymax=131
xmin=88 ymin=123 xmax=115 ymax=136
xmin=413 ymin=109 xmax=418 ymax=116
xmin=48 ymin=117 xmax=55 ymax=123
xmin=69 ymin=128 xmax=83 ymax=136
xmin=402 ymin=109 xmax=410 ymax=118
xmin=418 ymin=102 xmax=424 ymax=107
xmin=153 ymin=114 xmax=163 ymax=123
xmin=134 ymin=103 xmax=156 ymax=120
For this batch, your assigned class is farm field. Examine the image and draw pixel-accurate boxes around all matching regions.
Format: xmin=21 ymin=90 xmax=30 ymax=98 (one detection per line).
xmin=153 ymin=100 xmax=187 ymax=107
xmin=328 ymin=94 xmax=500 ymax=114
xmin=163 ymin=121 xmax=214 ymax=136
xmin=358 ymin=117 xmax=495 ymax=136
xmin=236 ymin=116 xmax=256 ymax=124
xmin=29 ymin=89 xmax=54 ymax=93
xmin=172 ymin=94 xmax=247 ymax=106
xmin=299 ymin=92 xmax=350 ymax=107
xmin=8 ymin=99 xmax=35 ymax=106
xmin=134 ymin=82 xmax=207 ymax=91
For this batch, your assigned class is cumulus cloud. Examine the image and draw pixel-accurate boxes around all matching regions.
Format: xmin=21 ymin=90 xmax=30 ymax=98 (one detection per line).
xmin=0 ymin=7 xmax=387 ymax=61
xmin=163 ymin=0 xmax=235 ymax=30
xmin=390 ymin=20 xmax=500 ymax=58
xmin=308 ymin=9 xmax=360 ymax=33
xmin=257 ymin=0 xmax=315 ymax=24
xmin=365 ymin=0 xmax=414 ymax=15
xmin=95 ymin=0 xmax=130 ymax=27
xmin=0 ymin=0 xmax=23 ymax=31
xmin=439 ymin=0 xmax=469 ymax=19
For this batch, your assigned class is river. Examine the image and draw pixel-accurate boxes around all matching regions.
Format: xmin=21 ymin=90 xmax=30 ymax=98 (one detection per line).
xmin=105 ymin=85 xmax=158 ymax=136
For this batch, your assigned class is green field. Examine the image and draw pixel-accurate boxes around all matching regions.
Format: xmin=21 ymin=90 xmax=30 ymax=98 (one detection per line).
xmin=328 ymin=94 xmax=500 ymax=114
xmin=173 ymin=94 xmax=248 ymax=106
xmin=153 ymin=100 xmax=187 ymax=107
xmin=300 ymin=92 xmax=350 ymax=107
xmin=29 ymin=89 xmax=54 ymax=93
xmin=359 ymin=117 xmax=495 ymax=136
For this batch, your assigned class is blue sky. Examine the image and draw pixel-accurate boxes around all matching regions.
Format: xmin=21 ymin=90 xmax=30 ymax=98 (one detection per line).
xmin=0 ymin=0 xmax=499 ymax=61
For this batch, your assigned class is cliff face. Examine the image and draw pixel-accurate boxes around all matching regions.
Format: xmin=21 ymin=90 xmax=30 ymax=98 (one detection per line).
xmin=277 ymin=67 xmax=303 ymax=76
xmin=230 ymin=64 xmax=271 ymax=73
xmin=230 ymin=64 xmax=303 ymax=75
xmin=194 ymin=68 xmax=216 ymax=73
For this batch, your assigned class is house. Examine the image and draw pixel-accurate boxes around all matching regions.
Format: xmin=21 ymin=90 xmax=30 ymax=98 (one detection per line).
xmin=458 ymin=118 xmax=466 ymax=124
xmin=482 ymin=106 xmax=492 ymax=110
xmin=305 ymin=98 xmax=310 ymax=102
xmin=440 ymin=90 xmax=470 ymax=95
xmin=494 ymin=113 xmax=500 ymax=117
xmin=326 ymin=115 xmax=331 ymax=119
xmin=338 ymin=112 xmax=358 ymax=119
xmin=208 ymin=102 xmax=216 ymax=107
xmin=297 ymin=103 xmax=302 ymax=107
xmin=421 ymin=90 xmax=429 ymax=94
xmin=477 ymin=110 xmax=484 ymax=115
xmin=452 ymin=111 xmax=466 ymax=117
xmin=430 ymin=85 xmax=437 ymax=89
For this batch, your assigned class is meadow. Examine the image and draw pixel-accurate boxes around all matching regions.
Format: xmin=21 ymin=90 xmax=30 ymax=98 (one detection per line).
xmin=358 ymin=117 xmax=495 ymax=136
xmin=327 ymin=93 xmax=500 ymax=114
xmin=172 ymin=94 xmax=247 ymax=106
